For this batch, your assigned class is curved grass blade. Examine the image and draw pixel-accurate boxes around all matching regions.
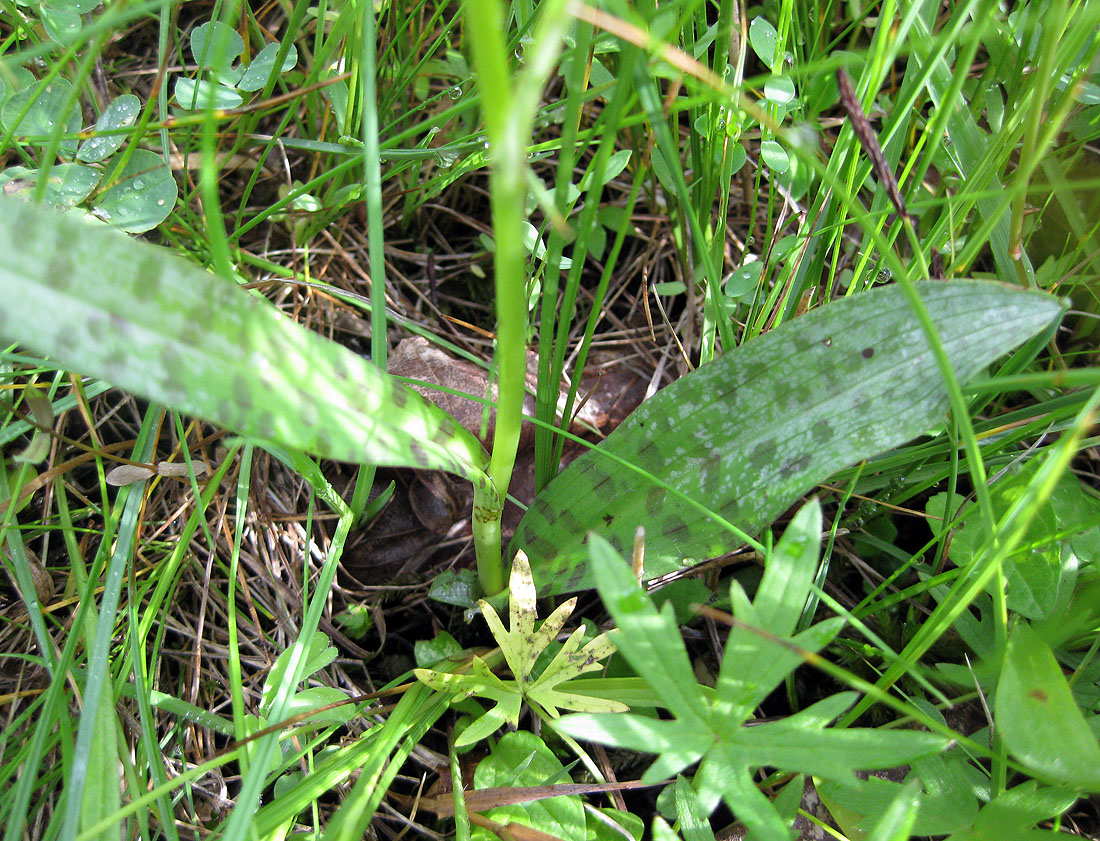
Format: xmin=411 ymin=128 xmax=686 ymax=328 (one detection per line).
xmin=512 ymin=281 xmax=1064 ymax=593
xmin=0 ymin=198 xmax=492 ymax=490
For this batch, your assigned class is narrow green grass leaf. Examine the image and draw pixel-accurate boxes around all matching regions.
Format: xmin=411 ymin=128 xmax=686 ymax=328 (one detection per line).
xmin=513 ymin=281 xmax=1064 ymax=594
xmin=996 ymin=624 xmax=1100 ymax=790
xmin=0 ymin=198 xmax=492 ymax=492
xmin=80 ymin=676 xmax=122 ymax=841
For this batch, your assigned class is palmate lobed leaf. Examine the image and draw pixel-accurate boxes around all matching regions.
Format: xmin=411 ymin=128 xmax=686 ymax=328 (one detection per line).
xmin=513 ymin=281 xmax=1065 ymax=594
xmin=0 ymin=198 xmax=493 ymax=493
xmin=558 ymin=520 xmax=949 ymax=841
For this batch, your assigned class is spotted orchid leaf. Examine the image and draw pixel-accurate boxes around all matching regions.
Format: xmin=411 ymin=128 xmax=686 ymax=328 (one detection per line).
xmin=512 ymin=281 xmax=1065 ymax=594
xmin=0 ymin=198 xmax=493 ymax=495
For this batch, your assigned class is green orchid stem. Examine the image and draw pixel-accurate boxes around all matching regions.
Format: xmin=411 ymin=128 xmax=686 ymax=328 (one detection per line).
xmin=464 ymin=0 xmax=526 ymax=596
xmin=473 ymin=480 xmax=504 ymax=595
xmin=464 ymin=0 xmax=572 ymax=596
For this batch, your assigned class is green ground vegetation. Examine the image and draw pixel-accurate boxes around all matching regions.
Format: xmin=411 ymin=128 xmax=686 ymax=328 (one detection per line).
xmin=2 ymin=0 xmax=1100 ymax=839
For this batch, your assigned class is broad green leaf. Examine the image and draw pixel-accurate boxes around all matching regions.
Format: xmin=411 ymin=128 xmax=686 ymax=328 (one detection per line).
xmin=39 ymin=3 xmax=82 ymax=43
xmin=94 ymin=149 xmax=176 ymax=233
xmin=955 ymin=781 xmax=1079 ymax=840
xmin=0 ymin=163 xmax=100 ymax=207
xmin=588 ymin=807 xmax=644 ymax=841
xmin=48 ymin=0 xmax=102 ymax=13
xmin=189 ymin=20 xmax=244 ymax=71
xmin=995 ymin=623 xmax=1100 ymax=790
xmin=77 ymin=94 xmax=140 ymax=163
xmin=763 ymin=75 xmax=796 ymax=104
xmin=944 ymin=462 xmax=1074 ymax=620
xmin=1 ymin=78 xmax=81 ymax=153
xmin=261 ymin=632 xmax=337 ymax=714
xmin=0 ymin=68 xmax=34 ymax=107
xmin=282 ymin=686 xmax=355 ymax=725
xmin=414 ymin=630 xmax=464 ymax=667
xmin=760 ymin=139 xmax=790 ymax=173
xmin=748 ymin=17 xmax=778 ymax=67
xmin=577 ymin=148 xmax=632 ymax=192
xmin=817 ymin=752 xmax=982 ymax=838
xmin=38 ymin=0 xmax=101 ymax=41
xmin=864 ymin=779 xmax=922 ymax=841
xmin=724 ymin=261 xmax=762 ymax=298
xmin=237 ymin=43 xmax=299 ymax=92
xmin=0 ymin=198 xmax=493 ymax=496
xmin=173 ymin=77 xmax=244 ymax=111
xmin=513 ymin=281 xmax=1064 ymax=594
xmin=472 ymin=731 xmax=586 ymax=841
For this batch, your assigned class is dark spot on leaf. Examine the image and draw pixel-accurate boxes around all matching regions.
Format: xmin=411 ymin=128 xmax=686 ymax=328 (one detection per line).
xmin=86 ymin=315 xmax=106 ymax=340
xmin=749 ymin=438 xmax=777 ymax=472
xmin=133 ymin=254 xmax=162 ymax=299
xmin=700 ymin=458 xmax=725 ymax=497
xmin=822 ymin=337 xmax=833 ymax=347
xmin=391 ymin=386 xmax=408 ymax=408
xmin=645 ymin=486 xmax=663 ymax=516
xmin=721 ymin=497 xmax=741 ymax=518
xmin=233 ymin=375 xmax=253 ymax=411
xmin=591 ymin=470 xmax=617 ymax=492
xmin=558 ymin=508 xmax=584 ymax=538
xmin=811 ymin=419 xmax=831 ymax=443
xmin=160 ymin=343 xmax=180 ymax=375
xmin=662 ymin=515 xmax=688 ymax=536
xmin=779 ymin=453 xmax=812 ymax=479
xmin=861 ymin=346 xmax=874 ymax=359
xmin=102 ymin=348 xmax=127 ymax=379
xmin=331 ymin=355 xmax=349 ymax=381
xmin=529 ymin=495 xmax=554 ymax=524
xmin=254 ymin=411 xmax=276 ymax=438
xmin=431 ymin=417 xmax=456 ymax=445
xmin=603 ymin=514 xmax=614 ymax=526
xmin=409 ymin=441 xmax=430 ymax=467
xmin=1027 ymin=688 xmax=1049 ymax=703
xmin=521 ymin=530 xmax=556 ymax=561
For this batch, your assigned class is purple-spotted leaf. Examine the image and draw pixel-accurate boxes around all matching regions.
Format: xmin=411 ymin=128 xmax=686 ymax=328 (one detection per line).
xmin=512 ymin=281 xmax=1063 ymax=594
xmin=0 ymin=198 xmax=493 ymax=496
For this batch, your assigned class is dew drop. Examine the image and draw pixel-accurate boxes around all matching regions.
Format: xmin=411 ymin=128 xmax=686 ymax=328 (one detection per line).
xmin=157 ymin=198 xmax=166 ymax=206
xmin=434 ymin=148 xmax=458 ymax=168
xmin=133 ymin=178 xmax=145 ymax=189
